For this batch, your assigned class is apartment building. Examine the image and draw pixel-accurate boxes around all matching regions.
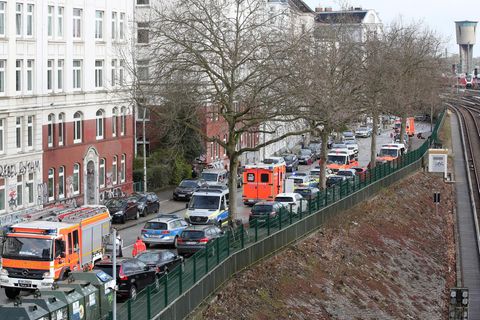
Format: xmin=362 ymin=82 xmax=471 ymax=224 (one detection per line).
xmin=0 ymin=0 xmax=134 ymax=216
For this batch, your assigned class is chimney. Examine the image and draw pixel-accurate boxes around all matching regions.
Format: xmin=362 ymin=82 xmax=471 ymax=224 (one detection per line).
xmin=315 ymin=7 xmax=324 ymax=12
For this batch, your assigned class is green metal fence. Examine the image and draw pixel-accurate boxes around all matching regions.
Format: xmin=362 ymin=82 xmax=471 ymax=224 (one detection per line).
xmin=114 ymin=111 xmax=445 ymax=320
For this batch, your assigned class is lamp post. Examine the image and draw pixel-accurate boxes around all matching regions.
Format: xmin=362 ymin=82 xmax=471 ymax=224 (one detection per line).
xmin=143 ymin=107 xmax=147 ymax=192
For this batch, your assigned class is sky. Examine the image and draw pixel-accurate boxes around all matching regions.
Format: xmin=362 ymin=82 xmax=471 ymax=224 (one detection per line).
xmin=304 ymin=0 xmax=480 ymax=57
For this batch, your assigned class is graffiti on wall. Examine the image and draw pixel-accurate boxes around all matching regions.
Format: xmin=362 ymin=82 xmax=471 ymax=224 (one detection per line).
xmin=8 ymin=186 xmax=17 ymax=210
xmin=37 ymin=182 xmax=48 ymax=205
xmin=0 ymin=160 xmax=40 ymax=178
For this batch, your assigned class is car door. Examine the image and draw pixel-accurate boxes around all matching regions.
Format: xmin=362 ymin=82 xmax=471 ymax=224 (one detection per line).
xmin=146 ymin=194 xmax=153 ymax=213
xmin=132 ymin=260 xmax=152 ymax=290
xmin=162 ymin=251 xmax=179 ymax=270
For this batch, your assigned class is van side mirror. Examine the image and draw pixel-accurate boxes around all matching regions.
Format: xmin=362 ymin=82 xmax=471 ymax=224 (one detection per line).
xmin=185 ymin=203 xmax=189 ymax=209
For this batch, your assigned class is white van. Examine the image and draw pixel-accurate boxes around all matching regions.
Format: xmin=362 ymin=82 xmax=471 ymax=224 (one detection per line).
xmin=184 ymin=186 xmax=230 ymax=226
xmin=201 ymin=168 xmax=229 ymax=186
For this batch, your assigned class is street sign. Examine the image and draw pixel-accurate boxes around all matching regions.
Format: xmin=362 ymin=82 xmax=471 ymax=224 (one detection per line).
xmin=433 ymin=192 xmax=441 ymax=203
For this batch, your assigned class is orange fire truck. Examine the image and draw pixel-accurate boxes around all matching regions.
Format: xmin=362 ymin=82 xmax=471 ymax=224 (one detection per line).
xmin=326 ymin=149 xmax=358 ymax=172
xmin=0 ymin=206 xmax=111 ymax=298
xmin=242 ymin=157 xmax=286 ymax=206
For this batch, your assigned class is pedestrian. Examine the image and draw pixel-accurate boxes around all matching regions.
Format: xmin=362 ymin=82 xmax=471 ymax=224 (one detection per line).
xmin=131 ymin=236 xmax=146 ymax=257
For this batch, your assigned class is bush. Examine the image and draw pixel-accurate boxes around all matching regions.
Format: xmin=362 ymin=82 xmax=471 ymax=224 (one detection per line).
xmin=148 ymin=165 xmax=171 ymax=190
xmin=170 ymin=156 xmax=192 ymax=185
xmin=133 ymin=169 xmax=144 ymax=183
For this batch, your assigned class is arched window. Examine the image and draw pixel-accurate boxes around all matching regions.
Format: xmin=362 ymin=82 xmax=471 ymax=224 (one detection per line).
xmin=73 ymin=163 xmax=80 ymax=195
xmin=120 ymin=154 xmax=126 ymax=183
xmin=58 ymin=113 xmax=65 ymax=146
xmin=112 ymin=107 xmax=118 ymax=137
xmin=112 ymin=156 xmax=118 ymax=185
xmin=48 ymin=168 xmax=55 ymax=201
xmin=120 ymin=106 xmax=126 ymax=136
xmin=47 ymin=113 xmax=55 ymax=147
xmin=96 ymin=109 xmax=104 ymax=139
xmin=99 ymin=158 xmax=105 ymax=188
xmin=58 ymin=166 xmax=65 ymax=198
xmin=73 ymin=112 xmax=83 ymax=143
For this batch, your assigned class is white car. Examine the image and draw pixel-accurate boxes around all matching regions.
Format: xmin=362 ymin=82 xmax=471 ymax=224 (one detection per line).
xmin=343 ymin=140 xmax=359 ymax=155
xmin=274 ymin=193 xmax=304 ymax=214
xmin=355 ymin=126 xmax=372 ymax=137
xmin=336 ymin=169 xmax=357 ymax=180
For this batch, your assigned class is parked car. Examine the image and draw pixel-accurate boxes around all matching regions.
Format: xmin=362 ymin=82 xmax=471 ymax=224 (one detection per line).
xmin=336 ymin=169 xmax=357 ymax=180
xmin=343 ymin=140 xmax=359 ymax=156
xmin=173 ymin=179 xmax=207 ymax=201
xmin=286 ymin=175 xmax=314 ymax=188
xmin=291 ymin=171 xmax=309 ymax=177
xmin=249 ymin=201 xmax=287 ymax=224
xmin=283 ymin=154 xmax=299 ymax=172
xmin=274 ymin=193 xmax=304 ymax=214
xmin=298 ymin=149 xmax=315 ymax=165
xmin=141 ymin=214 xmax=189 ymax=248
xmin=342 ymin=131 xmax=355 ymax=140
xmin=326 ymin=175 xmax=348 ymax=188
xmin=308 ymin=143 xmax=322 ymax=160
xmin=129 ymin=192 xmax=160 ymax=217
xmin=355 ymin=126 xmax=372 ymax=138
xmin=105 ymin=198 xmax=140 ymax=223
xmin=294 ymin=187 xmax=320 ymax=201
xmin=331 ymin=142 xmax=349 ymax=150
xmin=135 ymin=250 xmax=184 ymax=275
xmin=94 ymin=258 xmax=157 ymax=300
xmin=177 ymin=225 xmax=224 ymax=256
xmin=351 ymin=166 xmax=367 ymax=177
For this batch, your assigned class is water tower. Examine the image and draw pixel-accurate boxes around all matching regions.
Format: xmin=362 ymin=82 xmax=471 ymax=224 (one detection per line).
xmin=455 ymin=21 xmax=477 ymax=75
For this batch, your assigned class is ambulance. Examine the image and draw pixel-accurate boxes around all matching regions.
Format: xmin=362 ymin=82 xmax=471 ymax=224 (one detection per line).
xmin=242 ymin=157 xmax=286 ymax=206
xmin=376 ymin=143 xmax=406 ymax=164
xmin=0 ymin=206 xmax=111 ymax=299
xmin=325 ymin=149 xmax=358 ymax=172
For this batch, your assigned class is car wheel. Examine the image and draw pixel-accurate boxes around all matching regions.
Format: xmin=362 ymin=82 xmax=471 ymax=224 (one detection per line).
xmin=129 ymin=285 xmax=137 ymax=300
xmin=145 ymin=243 xmax=150 ymax=248
xmin=155 ymin=204 xmax=160 ymax=213
xmin=142 ymin=209 xmax=147 ymax=217
xmin=121 ymin=216 xmax=126 ymax=224
xmin=135 ymin=211 xmax=140 ymax=220
xmin=173 ymin=236 xmax=178 ymax=248
xmin=5 ymin=287 xmax=21 ymax=299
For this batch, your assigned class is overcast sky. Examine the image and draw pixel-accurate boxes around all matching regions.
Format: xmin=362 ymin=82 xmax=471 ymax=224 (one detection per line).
xmin=304 ymin=0 xmax=480 ymax=57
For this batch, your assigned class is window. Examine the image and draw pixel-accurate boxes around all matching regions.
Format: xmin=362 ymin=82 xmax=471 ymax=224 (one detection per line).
xmin=15 ymin=117 xmax=22 ymax=150
xmin=73 ymin=163 xmax=80 ymax=195
xmin=47 ymin=114 xmax=54 ymax=147
xmin=17 ymin=175 xmax=23 ymax=206
xmin=73 ymin=8 xmax=82 ymax=39
xmin=57 ymin=59 xmax=63 ymax=91
xmin=0 ymin=60 xmax=5 ymax=93
xmin=119 ymin=60 xmax=125 ymax=85
xmin=58 ymin=113 xmax=64 ymax=146
xmin=58 ymin=166 xmax=64 ymax=198
xmin=112 ymin=12 xmax=117 ymax=40
xmin=247 ymin=173 xmax=255 ymax=182
xmin=112 ymin=156 xmax=117 ymax=185
xmin=260 ymin=173 xmax=269 ymax=183
xmin=96 ymin=109 xmax=104 ymax=139
xmin=137 ymin=22 xmax=149 ymax=44
xmin=48 ymin=6 xmax=53 ymax=37
xmin=120 ymin=107 xmax=126 ymax=136
xmin=26 ymin=60 xmax=33 ymax=92
xmin=47 ymin=60 xmax=53 ymax=91
xmin=0 ymin=178 xmax=4 ymax=211
xmin=111 ymin=59 xmax=117 ymax=86
xmin=16 ymin=3 xmax=22 ymax=36
xmin=137 ymin=0 xmax=150 ymax=4
xmin=15 ymin=60 xmax=22 ymax=92
xmin=73 ymin=60 xmax=82 ymax=90
xmin=99 ymin=158 xmax=105 ymax=188
xmin=26 ymin=173 xmax=34 ymax=204
xmin=27 ymin=115 xmax=33 ymax=148
xmin=0 ymin=119 xmax=4 ymax=153
xmin=137 ymin=60 xmax=149 ymax=81
xmin=120 ymin=13 xmax=125 ymax=40
xmin=95 ymin=60 xmax=104 ymax=88
xmin=121 ymin=154 xmax=126 ymax=183
xmin=95 ymin=10 xmax=103 ymax=40
xmin=73 ymin=111 xmax=82 ymax=143
xmin=57 ymin=7 xmax=63 ymax=38
xmin=48 ymin=168 xmax=54 ymax=201
xmin=26 ymin=4 xmax=33 ymax=36
xmin=0 ymin=2 xmax=6 ymax=36
xmin=112 ymin=107 xmax=118 ymax=137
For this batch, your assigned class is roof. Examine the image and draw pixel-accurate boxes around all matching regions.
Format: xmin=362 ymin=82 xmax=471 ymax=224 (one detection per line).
xmin=12 ymin=220 xmax=72 ymax=229
xmin=275 ymin=193 xmax=301 ymax=197
xmin=289 ymin=0 xmax=314 ymax=13
xmin=183 ymin=225 xmax=213 ymax=231
xmin=202 ymin=168 xmax=227 ymax=173
xmin=253 ymin=201 xmax=276 ymax=206
xmin=148 ymin=215 xmax=182 ymax=223
xmin=315 ymin=10 xmax=368 ymax=24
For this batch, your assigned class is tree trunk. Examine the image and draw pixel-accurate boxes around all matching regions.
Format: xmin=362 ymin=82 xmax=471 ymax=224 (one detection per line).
xmin=227 ymin=153 xmax=239 ymax=224
xmin=319 ymin=130 xmax=329 ymax=190
xmin=370 ymin=113 xmax=379 ymax=169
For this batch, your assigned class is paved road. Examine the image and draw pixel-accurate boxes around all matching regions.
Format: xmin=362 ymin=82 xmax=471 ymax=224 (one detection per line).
xmin=0 ymin=121 xmax=431 ymax=305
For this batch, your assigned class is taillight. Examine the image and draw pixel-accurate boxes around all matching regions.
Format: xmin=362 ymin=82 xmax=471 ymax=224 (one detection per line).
xmin=155 ymin=266 xmax=161 ymax=273
xmin=161 ymin=230 xmax=169 ymax=234
xmin=177 ymin=238 xmax=184 ymax=243
xmin=198 ymin=237 xmax=209 ymax=243
xmin=118 ymin=266 xmax=128 ymax=280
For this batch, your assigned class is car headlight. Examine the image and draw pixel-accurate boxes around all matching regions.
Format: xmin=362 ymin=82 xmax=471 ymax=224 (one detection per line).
xmin=114 ymin=211 xmax=124 ymax=215
xmin=0 ymin=268 xmax=8 ymax=276
xmin=43 ymin=271 xmax=54 ymax=279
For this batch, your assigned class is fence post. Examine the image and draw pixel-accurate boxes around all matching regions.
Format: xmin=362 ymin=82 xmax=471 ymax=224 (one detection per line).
xmin=278 ymin=210 xmax=282 ymax=230
xmin=333 ymin=185 xmax=336 ymax=202
xmin=164 ymin=276 xmax=168 ymax=307
xmin=289 ymin=207 xmax=293 ymax=224
xmin=299 ymin=200 xmax=302 ymax=216
xmin=179 ymin=267 xmax=183 ymax=294
xmin=128 ymin=298 xmax=132 ymax=320
xmin=147 ymin=285 xmax=151 ymax=319
xmin=193 ymin=254 xmax=197 ymax=283
xmin=226 ymin=230 xmax=230 ymax=256
xmin=317 ymin=192 xmax=321 ymax=209
xmin=216 ymin=238 xmax=220 ymax=264
xmin=324 ymin=189 xmax=328 ymax=206
xmin=255 ymin=220 xmax=258 ymax=242
xmin=240 ymin=224 xmax=245 ymax=249
xmin=267 ymin=214 xmax=271 ymax=236
xmin=309 ymin=198 xmax=312 ymax=215
xmin=205 ymin=245 xmax=209 ymax=273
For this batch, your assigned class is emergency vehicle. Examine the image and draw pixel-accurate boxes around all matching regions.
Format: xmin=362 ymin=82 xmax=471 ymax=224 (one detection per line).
xmin=405 ymin=117 xmax=415 ymax=137
xmin=376 ymin=143 xmax=406 ymax=164
xmin=0 ymin=206 xmax=111 ymax=298
xmin=242 ymin=157 xmax=286 ymax=206
xmin=185 ymin=185 xmax=230 ymax=226
xmin=325 ymin=149 xmax=358 ymax=172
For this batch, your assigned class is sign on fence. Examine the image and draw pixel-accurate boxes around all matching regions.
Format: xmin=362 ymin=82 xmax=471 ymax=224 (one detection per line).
xmin=428 ymin=149 xmax=448 ymax=178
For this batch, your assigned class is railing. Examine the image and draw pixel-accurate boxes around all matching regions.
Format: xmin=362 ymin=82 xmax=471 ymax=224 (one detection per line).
xmin=114 ymin=111 xmax=445 ymax=320
xmin=133 ymin=182 xmax=145 ymax=193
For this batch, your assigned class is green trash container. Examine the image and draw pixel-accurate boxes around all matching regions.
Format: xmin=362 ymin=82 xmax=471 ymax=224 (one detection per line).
xmin=0 ymin=300 xmax=50 ymax=320
xmin=57 ymin=278 xmax=100 ymax=320
xmin=23 ymin=290 xmax=69 ymax=320
xmin=70 ymin=270 xmax=115 ymax=320
xmin=40 ymin=286 xmax=85 ymax=320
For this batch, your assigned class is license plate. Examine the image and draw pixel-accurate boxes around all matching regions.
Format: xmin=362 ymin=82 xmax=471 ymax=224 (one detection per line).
xmin=178 ymin=194 xmax=185 ymax=197
xmin=18 ymin=280 xmax=32 ymax=284
xmin=186 ymin=241 xmax=196 ymax=245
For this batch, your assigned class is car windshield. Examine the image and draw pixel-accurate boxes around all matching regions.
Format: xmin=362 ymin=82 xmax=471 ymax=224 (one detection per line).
xmin=189 ymin=195 xmax=220 ymax=210
xmin=94 ymin=264 xmax=119 ymax=277
xmin=252 ymin=205 xmax=274 ymax=214
xmin=310 ymin=170 xmax=320 ymax=176
xmin=3 ymin=237 xmax=52 ymax=261
xmin=344 ymin=140 xmax=356 ymax=145
xmin=328 ymin=177 xmax=343 ymax=183
xmin=292 ymin=178 xmax=305 ymax=184
xmin=337 ymin=171 xmax=353 ymax=176
xmin=357 ymin=127 xmax=368 ymax=131
xmin=327 ymin=155 xmax=347 ymax=164
xmin=201 ymin=173 xmax=218 ymax=182
xmin=379 ymin=149 xmax=398 ymax=157
xmin=275 ymin=197 xmax=294 ymax=203
xmin=144 ymin=222 xmax=168 ymax=230
xmin=332 ymin=144 xmax=346 ymax=149
xmin=136 ymin=252 xmax=161 ymax=264
xmin=180 ymin=180 xmax=198 ymax=188
xmin=105 ymin=199 xmax=126 ymax=208
xmin=294 ymin=189 xmax=310 ymax=196
xmin=300 ymin=149 xmax=312 ymax=155
xmin=181 ymin=230 xmax=205 ymax=239
xmin=283 ymin=155 xmax=295 ymax=161
xmin=294 ymin=172 xmax=308 ymax=177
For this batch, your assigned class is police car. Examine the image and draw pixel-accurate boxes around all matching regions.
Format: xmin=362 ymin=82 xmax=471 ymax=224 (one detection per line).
xmin=184 ymin=185 xmax=230 ymax=226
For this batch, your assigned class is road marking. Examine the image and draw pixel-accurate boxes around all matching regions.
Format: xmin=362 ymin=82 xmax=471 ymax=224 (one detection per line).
xmin=160 ymin=199 xmax=171 ymax=204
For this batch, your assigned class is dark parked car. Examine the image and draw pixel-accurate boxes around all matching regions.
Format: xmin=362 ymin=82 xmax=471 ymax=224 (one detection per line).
xmin=177 ymin=225 xmax=224 ymax=256
xmin=93 ymin=258 xmax=157 ymax=300
xmin=173 ymin=179 xmax=207 ymax=201
xmin=308 ymin=143 xmax=321 ymax=160
xmin=135 ymin=250 xmax=184 ymax=275
xmin=105 ymin=198 xmax=140 ymax=223
xmin=129 ymin=192 xmax=160 ymax=217
xmin=283 ymin=154 xmax=299 ymax=172
xmin=326 ymin=175 xmax=348 ymax=188
xmin=294 ymin=187 xmax=320 ymax=200
xmin=249 ymin=201 xmax=286 ymax=223
xmin=298 ymin=149 xmax=314 ymax=165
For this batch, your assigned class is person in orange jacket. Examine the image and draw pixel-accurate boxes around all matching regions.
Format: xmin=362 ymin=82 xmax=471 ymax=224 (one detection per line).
xmin=131 ymin=237 xmax=146 ymax=257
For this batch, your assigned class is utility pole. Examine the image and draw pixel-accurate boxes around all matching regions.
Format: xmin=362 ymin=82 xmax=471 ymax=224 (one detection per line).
xmin=143 ymin=107 xmax=147 ymax=193
xmin=112 ymin=228 xmax=117 ymax=320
